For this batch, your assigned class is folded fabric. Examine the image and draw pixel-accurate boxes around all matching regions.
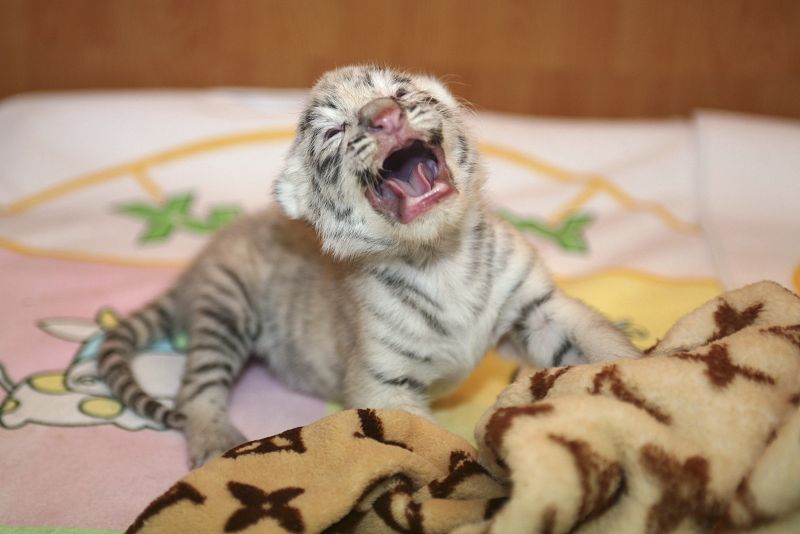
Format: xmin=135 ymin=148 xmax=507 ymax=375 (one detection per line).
xmin=128 ymin=281 xmax=800 ymax=533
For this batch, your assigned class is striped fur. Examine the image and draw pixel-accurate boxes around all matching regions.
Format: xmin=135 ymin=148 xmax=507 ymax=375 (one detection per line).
xmin=98 ymin=66 xmax=640 ymax=467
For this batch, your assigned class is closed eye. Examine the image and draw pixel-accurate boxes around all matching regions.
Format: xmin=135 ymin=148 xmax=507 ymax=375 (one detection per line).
xmin=324 ymin=125 xmax=344 ymax=141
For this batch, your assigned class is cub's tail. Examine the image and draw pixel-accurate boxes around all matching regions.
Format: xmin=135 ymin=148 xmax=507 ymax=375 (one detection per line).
xmin=97 ymin=293 xmax=185 ymax=429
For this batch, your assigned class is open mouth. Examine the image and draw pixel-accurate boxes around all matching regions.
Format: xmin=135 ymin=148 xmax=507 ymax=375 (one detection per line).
xmin=366 ymin=140 xmax=456 ymax=224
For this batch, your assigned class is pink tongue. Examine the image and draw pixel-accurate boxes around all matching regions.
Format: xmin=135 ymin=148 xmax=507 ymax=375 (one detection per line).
xmin=384 ymin=161 xmax=433 ymax=198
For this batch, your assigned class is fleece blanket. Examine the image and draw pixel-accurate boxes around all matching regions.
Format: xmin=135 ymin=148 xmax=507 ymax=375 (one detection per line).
xmin=128 ymin=281 xmax=800 ymax=533
xmin=1 ymin=89 xmax=798 ymax=532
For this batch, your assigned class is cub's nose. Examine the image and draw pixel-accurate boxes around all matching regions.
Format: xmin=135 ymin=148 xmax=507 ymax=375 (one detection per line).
xmin=359 ymin=97 xmax=404 ymax=133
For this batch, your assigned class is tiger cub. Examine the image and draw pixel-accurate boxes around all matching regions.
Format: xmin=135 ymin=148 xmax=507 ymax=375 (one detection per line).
xmin=98 ymin=65 xmax=640 ymax=467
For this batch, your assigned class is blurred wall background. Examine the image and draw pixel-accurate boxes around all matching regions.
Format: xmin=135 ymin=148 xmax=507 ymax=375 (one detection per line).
xmin=1 ymin=0 xmax=799 ymax=118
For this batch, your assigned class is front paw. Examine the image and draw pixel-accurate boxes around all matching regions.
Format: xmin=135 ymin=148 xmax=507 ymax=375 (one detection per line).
xmin=185 ymin=421 xmax=247 ymax=469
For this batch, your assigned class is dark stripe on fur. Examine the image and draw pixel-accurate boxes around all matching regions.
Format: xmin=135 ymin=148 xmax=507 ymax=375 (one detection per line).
xmin=552 ymin=338 xmax=574 ymax=367
xmin=308 ymin=129 xmax=321 ymax=157
xmin=209 ymin=270 xmax=261 ymax=342
xmin=511 ymin=289 xmax=556 ymax=343
xmin=370 ymin=268 xmax=442 ymax=311
xmin=356 ymin=168 xmax=376 ymax=189
xmin=118 ymin=321 xmax=139 ymax=346
xmin=196 ymin=290 xmax=248 ymax=330
xmin=189 ymin=361 xmax=235 ymax=376
xmin=361 ymin=71 xmax=374 ymax=88
xmin=216 ymin=264 xmax=255 ymax=312
xmin=428 ymin=127 xmax=443 ymax=147
xmin=349 ymin=133 xmax=366 ymax=148
xmin=203 ymin=278 xmax=241 ymax=306
xmin=143 ymin=399 xmax=162 ymax=419
xmin=457 ymin=134 xmax=469 ymax=167
xmin=328 ymin=227 xmax=393 ymax=247
xmin=503 ymin=257 xmax=535 ymax=304
xmin=120 ymin=380 xmax=142 ymax=404
xmin=196 ymin=303 xmax=247 ymax=346
xmin=309 ymin=173 xmax=352 ymax=221
xmin=131 ymin=311 xmax=156 ymax=345
xmin=480 ymin=224 xmax=497 ymax=287
xmin=517 ymin=289 xmax=555 ymax=325
xmin=105 ymin=328 xmax=135 ymax=347
xmin=128 ymin=389 xmax=147 ymax=408
xmin=153 ymin=301 xmax=173 ymax=336
xmin=193 ymin=326 xmax=245 ymax=360
xmin=183 ymin=377 xmax=233 ymax=403
xmin=355 ymin=142 xmax=372 ymax=159
xmin=493 ymin=229 xmax=516 ymax=276
xmin=247 ymin=316 xmax=263 ymax=342
xmin=466 ymin=218 xmax=486 ymax=279
xmin=319 ymin=94 xmax=341 ymax=111
xmin=424 ymin=95 xmax=441 ymax=108
xmin=98 ymin=345 xmax=121 ymax=365
xmin=468 ymin=223 xmax=498 ymax=316
xmin=111 ymin=374 xmax=134 ymax=396
xmin=369 ymin=368 xmax=426 ymax=393
xmin=322 ymin=196 xmax=352 ymax=220
xmin=366 ymin=268 xmax=450 ymax=336
xmin=316 ymin=153 xmax=342 ymax=184
xmin=465 ymin=160 xmax=477 ymax=177
xmin=378 ymin=336 xmax=433 ymax=363
xmin=387 ymin=291 xmax=450 ymax=337
xmin=101 ymin=359 xmax=128 ymax=381
xmin=298 ymin=109 xmax=312 ymax=134
xmin=363 ymin=301 xmax=417 ymax=340
xmin=106 ymin=371 xmax=127 ymax=392
xmin=188 ymin=341 xmax=237 ymax=358
xmin=492 ymin=257 xmax=536 ymax=339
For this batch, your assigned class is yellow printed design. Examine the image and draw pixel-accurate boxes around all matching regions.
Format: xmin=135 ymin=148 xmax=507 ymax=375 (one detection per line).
xmin=29 ymin=372 xmax=69 ymax=395
xmin=79 ymin=397 xmax=124 ymax=420
xmin=794 ymin=263 xmax=800 ymax=294
xmin=557 ymin=269 xmax=722 ymax=349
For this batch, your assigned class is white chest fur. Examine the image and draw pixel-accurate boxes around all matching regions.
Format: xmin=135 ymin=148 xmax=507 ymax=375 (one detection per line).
xmin=351 ymin=214 xmax=530 ymax=398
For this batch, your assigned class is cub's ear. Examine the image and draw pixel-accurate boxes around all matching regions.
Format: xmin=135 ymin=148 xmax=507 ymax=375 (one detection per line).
xmin=273 ymin=150 xmax=310 ymax=220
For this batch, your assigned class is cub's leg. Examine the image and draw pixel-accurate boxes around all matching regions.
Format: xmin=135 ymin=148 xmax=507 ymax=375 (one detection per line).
xmin=342 ymin=350 xmax=433 ymax=419
xmin=176 ymin=269 xmax=259 ymax=467
xmin=509 ymin=287 xmax=640 ymax=367
xmin=177 ymin=341 xmax=247 ymax=467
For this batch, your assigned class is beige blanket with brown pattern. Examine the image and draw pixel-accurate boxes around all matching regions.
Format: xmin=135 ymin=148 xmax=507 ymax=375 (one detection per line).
xmin=127 ymin=281 xmax=800 ymax=533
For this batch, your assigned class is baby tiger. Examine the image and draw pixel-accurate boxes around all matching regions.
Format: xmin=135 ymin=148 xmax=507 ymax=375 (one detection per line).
xmin=98 ymin=65 xmax=640 ymax=467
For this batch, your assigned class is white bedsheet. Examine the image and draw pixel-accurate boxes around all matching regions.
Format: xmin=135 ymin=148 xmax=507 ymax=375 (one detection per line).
xmin=0 ymin=90 xmax=797 ymax=532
